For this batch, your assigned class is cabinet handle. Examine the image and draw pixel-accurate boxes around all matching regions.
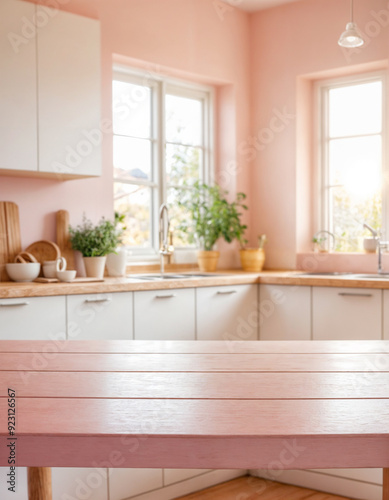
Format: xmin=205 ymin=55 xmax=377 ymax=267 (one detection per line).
xmin=216 ymin=290 xmax=238 ymax=295
xmin=155 ymin=294 xmax=176 ymax=299
xmin=338 ymin=292 xmax=373 ymax=297
xmin=0 ymin=301 xmax=29 ymax=307
xmin=84 ymin=298 xmax=112 ymax=303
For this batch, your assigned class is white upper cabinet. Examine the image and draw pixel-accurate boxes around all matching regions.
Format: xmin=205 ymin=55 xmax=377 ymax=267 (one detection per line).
xmin=312 ymin=286 xmax=382 ymax=340
xmin=37 ymin=5 xmax=101 ymax=177
xmin=0 ymin=1 xmax=101 ymax=179
xmin=0 ymin=0 xmax=37 ymax=173
xmin=196 ymin=285 xmax=258 ymax=341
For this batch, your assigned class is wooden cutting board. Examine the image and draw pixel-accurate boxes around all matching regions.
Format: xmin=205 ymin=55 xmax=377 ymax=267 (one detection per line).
xmin=25 ymin=240 xmax=61 ymax=264
xmin=0 ymin=202 xmax=22 ymax=281
xmin=56 ymin=210 xmax=75 ymax=270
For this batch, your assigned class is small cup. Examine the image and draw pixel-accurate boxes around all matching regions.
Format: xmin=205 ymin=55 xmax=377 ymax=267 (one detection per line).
xmin=43 ymin=260 xmax=58 ymax=279
xmin=363 ymin=237 xmax=378 ymax=253
xmin=57 ymin=269 xmax=77 ymax=282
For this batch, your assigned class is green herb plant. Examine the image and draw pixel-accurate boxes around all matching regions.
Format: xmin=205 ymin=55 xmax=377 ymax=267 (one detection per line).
xmin=69 ymin=214 xmax=126 ymax=257
xmin=177 ymin=181 xmax=248 ymax=251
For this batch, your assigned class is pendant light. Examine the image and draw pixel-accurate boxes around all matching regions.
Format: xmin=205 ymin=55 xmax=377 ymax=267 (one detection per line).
xmin=338 ymin=0 xmax=364 ymax=48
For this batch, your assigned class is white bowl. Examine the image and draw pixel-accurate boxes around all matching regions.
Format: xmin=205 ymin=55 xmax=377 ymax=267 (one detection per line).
xmin=6 ymin=263 xmax=41 ymax=282
xmin=56 ymin=269 xmax=77 ymax=282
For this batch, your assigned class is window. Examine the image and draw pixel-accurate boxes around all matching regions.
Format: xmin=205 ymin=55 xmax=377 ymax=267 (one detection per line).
xmin=316 ymin=72 xmax=386 ymax=252
xmin=112 ymin=67 xmax=212 ymax=257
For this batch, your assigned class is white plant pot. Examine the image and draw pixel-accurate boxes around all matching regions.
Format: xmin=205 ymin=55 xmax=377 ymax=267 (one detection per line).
xmin=106 ymin=248 xmax=127 ymax=277
xmin=83 ymin=256 xmax=107 ymax=279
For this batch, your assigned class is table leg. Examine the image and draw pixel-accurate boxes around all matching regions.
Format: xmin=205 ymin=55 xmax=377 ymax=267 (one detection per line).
xmin=384 ymin=469 xmax=389 ymax=500
xmin=28 ymin=467 xmax=52 ymax=500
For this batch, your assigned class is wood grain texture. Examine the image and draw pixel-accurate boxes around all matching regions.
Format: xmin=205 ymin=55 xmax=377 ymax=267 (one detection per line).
xmin=0 ymin=339 xmax=388 ymax=354
xmin=384 ymin=468 xmax=389 ymax=500
xmin=56 ymin=210 xmax=75 ymax=270
xmin=1 ymin=351 xmax=388 ymax=373
xmin=0 ymin=340 xmax=388 ymax=473
xmin=176 ymin=476 xmax=352 ymax=500
xmin=27 ymin=467 xmax=52 ymax=500
xmin=3 ymin=370 xmax=389 ymax=399
xmin=4 ymin=202 xmax=21 ymax=262
xmin=25 ymin=240 xmax=61 ymax=265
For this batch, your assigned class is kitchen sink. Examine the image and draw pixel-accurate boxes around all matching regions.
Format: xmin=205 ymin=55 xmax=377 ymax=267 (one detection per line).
xmin=127 ymin=273 xmax=226 ymax=281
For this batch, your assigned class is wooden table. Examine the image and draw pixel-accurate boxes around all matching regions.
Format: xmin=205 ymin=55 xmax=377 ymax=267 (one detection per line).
xmin=0 ymin=340 xmax=388 ymax=500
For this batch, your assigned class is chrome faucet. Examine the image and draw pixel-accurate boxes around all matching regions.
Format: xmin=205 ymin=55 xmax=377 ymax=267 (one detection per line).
xmin=158 ymin=203 xmax=174 ymax=274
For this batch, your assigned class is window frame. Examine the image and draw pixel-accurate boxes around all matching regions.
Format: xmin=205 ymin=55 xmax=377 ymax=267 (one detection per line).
xmin=314 ymin=70 xmax=387 ymax=250
xmin=112 ymin=65 xmax=214 ymax=260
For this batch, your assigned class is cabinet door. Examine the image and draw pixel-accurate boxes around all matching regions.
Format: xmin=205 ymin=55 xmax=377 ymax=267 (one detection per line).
xmin=196 ymin=285 xmax=258 ymax=341
xmin=67 ymin=292 xmax=133 ymax=340
xmin=37 ymin=6 xmax=101 ymax=176
xmin=382 ymin=290 xmax=389 ymax=340
xmin=0 ymin=296 xmax=66 ymax=340
xmin=259 ymin=285 xmax=311 ymax=340
xmin=52 ymin=467 xmax=108 ymax=500
xmin=109 ymin=469 xmax=163 ymax=500
xmin=134 ymin=288 xmax=195 ymax=340
xmin=0 ymin=0 xmax=37 ymax=172
xmin=312 ymin=287 xmax=382 ymax=340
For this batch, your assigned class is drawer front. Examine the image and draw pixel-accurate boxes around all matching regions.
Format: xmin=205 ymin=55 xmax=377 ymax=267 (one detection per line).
xmin=259 ymin=285 xmax=311 ymax=341
xmin=67 ymin=292 xmax=133 ymax=340
xmin=196 ymin=284 xmax=258 ymax=341
xmin=134 ymin=288 xmax=195 ymax=340
xmin=312 ymin=287 xmax=382 ymax=340
xmin=0 ymin=296 xmax=66 ymax=340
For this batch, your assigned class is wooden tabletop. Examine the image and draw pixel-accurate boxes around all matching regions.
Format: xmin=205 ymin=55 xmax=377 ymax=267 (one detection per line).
xmin=1 ymin=340 xmax=389 ymax=472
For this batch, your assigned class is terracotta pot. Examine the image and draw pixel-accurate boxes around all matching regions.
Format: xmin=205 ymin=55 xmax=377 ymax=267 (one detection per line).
xmin=197 ymin=250 xmax=220 ymax=272
xmin=83 ymin=256 xmax=107 ymax=279
xmin=240 ymin=248 xmax=265 ymax=272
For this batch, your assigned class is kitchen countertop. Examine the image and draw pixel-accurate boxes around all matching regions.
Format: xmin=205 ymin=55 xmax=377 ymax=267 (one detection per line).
xmin=2 ymin=270 xmax=389 ymax=299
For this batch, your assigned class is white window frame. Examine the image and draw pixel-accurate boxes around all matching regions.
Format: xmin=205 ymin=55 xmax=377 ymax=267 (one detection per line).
xmin=113 ymin=65 xmax=214 ymax=260
xmin=314 ymin=70 xmax=387 ymax=247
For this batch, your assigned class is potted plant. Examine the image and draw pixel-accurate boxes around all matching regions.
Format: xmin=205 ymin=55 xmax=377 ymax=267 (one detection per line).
xmin=105 ymin=212 xmax=128 ymax=277
xmin=69 ymin=215 xmax=124 ymax=278
xmin=177 ymin=182 xmax=248 ymax=272
xmin=240 ymin=234 xmax=267 ymax=272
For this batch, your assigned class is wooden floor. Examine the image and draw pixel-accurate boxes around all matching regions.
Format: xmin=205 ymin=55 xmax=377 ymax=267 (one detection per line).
xmin=176 ymin=476 xmax=353 ymax=500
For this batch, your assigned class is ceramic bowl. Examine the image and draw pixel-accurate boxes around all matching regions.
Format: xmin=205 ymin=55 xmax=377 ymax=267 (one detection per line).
xmin=56 ymin=269 xmax=77 ymax=282
xmin=6 ymin=263 xmax=41 ymax=282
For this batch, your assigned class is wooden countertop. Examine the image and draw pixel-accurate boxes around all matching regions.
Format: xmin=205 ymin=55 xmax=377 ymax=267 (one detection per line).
xmin=1 ymin=270 xmax=389 ymax=299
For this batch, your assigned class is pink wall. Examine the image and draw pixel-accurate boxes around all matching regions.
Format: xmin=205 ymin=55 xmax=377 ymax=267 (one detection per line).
xmin=0 ymin=0 xmax=251 ymax=260
xmin=250 ymin=0 xmax=389 ymax=269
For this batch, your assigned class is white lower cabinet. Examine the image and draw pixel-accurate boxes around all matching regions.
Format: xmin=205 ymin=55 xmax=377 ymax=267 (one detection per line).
xmin=109 ymin=469 xmax=163 ymax=500
xmin=163 ymin=469 xmax=210 ymax=485
xmin=67 ymin=292 xmax=133 ymax=340
xmin=196 ymin=284 xmax=258 ymax=341
xmin=52 ymin=467 xmax=108 ymax=500
xmin=259 ymin=285 xmax=311 ymax=340
xmin=134 ymin=288 xmax=195 ymax=340
xmin=0 ymin=296 xmax=66 ymax=340
xmin=312 ymin=287 xmax=382 ymax=340
xmin=383 ymin=290 xmax=389 ymax=340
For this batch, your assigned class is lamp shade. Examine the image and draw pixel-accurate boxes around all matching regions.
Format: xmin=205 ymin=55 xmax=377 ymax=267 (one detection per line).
xmin=338 ymin=22 xmax=364 ymax=47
